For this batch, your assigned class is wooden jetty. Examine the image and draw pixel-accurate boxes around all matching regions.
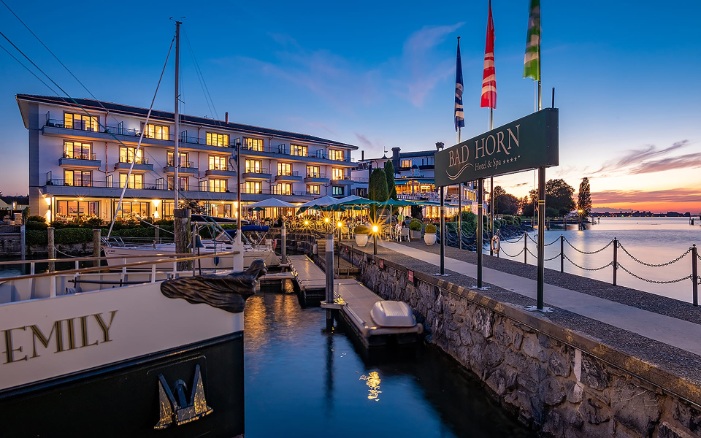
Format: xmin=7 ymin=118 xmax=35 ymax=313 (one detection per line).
xmin=288 ymin=254 xmax=327 ymax=305
xmin=315 ymin=240 xmax=359 ymax=276
xmin=322 ymin=280 xmax=423 ymax=349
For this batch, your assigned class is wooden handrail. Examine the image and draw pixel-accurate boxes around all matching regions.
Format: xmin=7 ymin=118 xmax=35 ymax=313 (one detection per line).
xmin=0 ymin=251 xmax=240 ymax=284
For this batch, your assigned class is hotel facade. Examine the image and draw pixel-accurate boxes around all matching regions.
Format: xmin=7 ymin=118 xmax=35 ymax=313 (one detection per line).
xmin=17 ymin=94 xmax=358 ymax=223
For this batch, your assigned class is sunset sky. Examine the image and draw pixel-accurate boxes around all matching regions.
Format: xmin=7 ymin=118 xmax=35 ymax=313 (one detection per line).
xmin=1 ymin=1 xmax=699 ymax=213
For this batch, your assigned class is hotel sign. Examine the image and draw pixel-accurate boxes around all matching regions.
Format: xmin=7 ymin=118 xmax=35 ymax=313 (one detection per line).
xmin=435 ymin=108 xmax=559 ymax=186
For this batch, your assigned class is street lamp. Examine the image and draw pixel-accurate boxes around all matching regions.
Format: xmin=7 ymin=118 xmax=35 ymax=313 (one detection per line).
xmin=371 ymin=224 xmax=379 ymax=255
xmin=337 ymin=220 xmax=343 ymax=241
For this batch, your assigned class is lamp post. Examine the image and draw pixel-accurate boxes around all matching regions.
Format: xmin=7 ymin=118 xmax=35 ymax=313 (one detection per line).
xmin=372 ymin=224 xmax=379 ymax=255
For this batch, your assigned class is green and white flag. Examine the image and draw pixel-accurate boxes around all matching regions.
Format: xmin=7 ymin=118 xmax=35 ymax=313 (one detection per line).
xmin=524 ymin=0 xmax=540 ymax=81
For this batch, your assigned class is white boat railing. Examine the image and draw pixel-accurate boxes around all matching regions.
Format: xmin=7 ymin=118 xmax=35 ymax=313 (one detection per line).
xmin=0 ymin=251 xmax=239 ymax=300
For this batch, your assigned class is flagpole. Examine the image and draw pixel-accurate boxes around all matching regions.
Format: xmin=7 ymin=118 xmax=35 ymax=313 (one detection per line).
xmin=489 ymin=108 xmax=494 ymax=256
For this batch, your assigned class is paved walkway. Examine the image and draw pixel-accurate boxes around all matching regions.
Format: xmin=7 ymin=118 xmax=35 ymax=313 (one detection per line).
xmin=380 ymin=241 xmax=701 ymax=357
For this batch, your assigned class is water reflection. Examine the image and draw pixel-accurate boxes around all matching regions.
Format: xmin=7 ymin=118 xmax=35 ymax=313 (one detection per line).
xmin=244 ymin=292 xmax=534 ymax=438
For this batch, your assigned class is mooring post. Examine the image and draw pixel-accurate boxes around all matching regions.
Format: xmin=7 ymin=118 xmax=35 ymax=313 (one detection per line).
xmin=325 ymin=233 xmax=334 ymax=330
xmin=281 ymin=221 xmax=287 ymax=264
xmin=612 ymin=237 xmax=618 ymax=286
xmin=691 ymin=244 xmax=698 ymax=306
xmin=174 ymin=208 xmax=191 ymax=272
xmin=48 ymin=226 xmax=55 ymax=272
xmin=20 ymin=224 xmax=26 ymax=261
xmin=523 ymin=232 xmax=528 ymax=264
xmin=155 ymin=225 xmax=160 ymax=243
xmin=93 ymin=229 xmax=101 ymax=267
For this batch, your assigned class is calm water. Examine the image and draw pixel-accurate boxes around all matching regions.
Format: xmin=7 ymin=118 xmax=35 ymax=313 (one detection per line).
xmin=244 ymin=291 xmax=534 ymax=438
xmin=499 ymin=217 xmax=701 ymax=302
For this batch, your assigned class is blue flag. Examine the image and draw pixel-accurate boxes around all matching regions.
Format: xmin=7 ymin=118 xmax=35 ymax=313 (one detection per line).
xmin=454 ymin=39 xmax=465 ymax=132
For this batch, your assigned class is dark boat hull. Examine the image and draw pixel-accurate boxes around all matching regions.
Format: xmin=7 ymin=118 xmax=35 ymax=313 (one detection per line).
xmin=1 ymin=333 xmax=244 ymax=437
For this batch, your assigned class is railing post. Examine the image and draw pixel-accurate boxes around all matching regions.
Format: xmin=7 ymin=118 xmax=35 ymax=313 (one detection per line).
xmin=48 ymin=227 xmax=55 ymax=272
xmin=93 ymin=229 xmax=101 ymax=268
xmin=692 ymin=244 xmax=698 ymax=306
xmin=523 ymin=232 xmax=528 ymax=264
xmin=325 ymin=233 xmax=334 ymax=330
xmin=560 ymin=235 xmax=564 ymax=273
xmin=612 ymin=237 xmax=618 ymax=286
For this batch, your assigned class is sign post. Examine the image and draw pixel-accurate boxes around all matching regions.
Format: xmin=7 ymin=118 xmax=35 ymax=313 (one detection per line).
xmin=435 ymin=109 xmax=559 ymax=307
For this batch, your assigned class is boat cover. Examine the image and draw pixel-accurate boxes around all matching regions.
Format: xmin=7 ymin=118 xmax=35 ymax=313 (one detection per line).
xmin=370 ymin=301 xmax=417 ymax=328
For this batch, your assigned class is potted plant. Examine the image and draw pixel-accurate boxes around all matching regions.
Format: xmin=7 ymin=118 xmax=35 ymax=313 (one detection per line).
xmin=409 ymin=219 xmax=422 ymax=240
xmin=354 ymin=225 xmax=370 ymax=247
xmin=423 ymin=223 xmax=437 ymax=245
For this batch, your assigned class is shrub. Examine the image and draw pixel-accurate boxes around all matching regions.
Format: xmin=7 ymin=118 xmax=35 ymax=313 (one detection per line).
xmin=409 ymin=219 xmax=422 ymax=231
xmin=55 ymin=228 xmax=94 ymax=244
xmin=354 ymin=225 xmax=370 ymax=234
xmin=27 ymin=215 xmax=46 ymax=223
xmin=25 ymin=220 xmax=48 ymax=230
xmin=424 ymin=223 xmax=437 ymax=233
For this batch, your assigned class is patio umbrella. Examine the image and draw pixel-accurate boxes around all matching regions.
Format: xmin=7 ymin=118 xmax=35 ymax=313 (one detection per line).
xmin=248 ymin=198 xmax=296 ymax=208
xmin=380 ymin=198 xmax=416 ymax=207
xmin=297 ymin=195 xmax=340 ymax=215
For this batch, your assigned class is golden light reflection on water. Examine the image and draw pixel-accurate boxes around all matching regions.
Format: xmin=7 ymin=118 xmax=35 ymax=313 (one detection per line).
xmin=360 ymin=371 xmax=381 ymax=401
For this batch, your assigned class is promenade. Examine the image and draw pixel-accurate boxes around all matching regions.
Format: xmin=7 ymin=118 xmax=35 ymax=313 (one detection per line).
xmin=348 ymin=239 xmax=701 ymax=385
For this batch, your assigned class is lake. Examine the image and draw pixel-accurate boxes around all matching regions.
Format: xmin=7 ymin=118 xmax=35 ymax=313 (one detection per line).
xmin=499 ymin=217 xmax=701 ymax=303
xmin=244 ymin=291 xmax=534 ymax=438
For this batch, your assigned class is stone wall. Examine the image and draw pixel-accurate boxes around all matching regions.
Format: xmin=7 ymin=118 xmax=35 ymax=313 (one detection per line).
xmin=346 ymin=248 xmax=701 ymax=437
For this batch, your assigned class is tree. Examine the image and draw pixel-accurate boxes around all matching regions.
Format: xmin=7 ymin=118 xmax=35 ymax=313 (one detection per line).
xmin=490 ymin=186 xmax=519 ymax=215
xmin=545 ymin=179 xmax=575 ymax=217
xmin=577 ymin=177 xmax=592 ymax=219
xmin=520 ymin=190 xmax=537 ymax=217
xmin=383 ymin=160 xmax=397 ymax=200
xmin=368 ymin=168 xmax=388 ymax=220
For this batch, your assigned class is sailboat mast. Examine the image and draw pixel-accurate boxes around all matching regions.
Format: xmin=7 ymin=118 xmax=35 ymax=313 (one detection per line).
xmin=174 ymin=21 xmax=181 ymax=208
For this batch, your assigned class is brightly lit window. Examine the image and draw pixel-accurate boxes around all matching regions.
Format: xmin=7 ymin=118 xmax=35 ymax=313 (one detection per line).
xmin=401 ymin=159 xmax=413 ymax=168
xmin=167 ymin=176 xmax=188 ymax=191
xmin=167 ymin=151 xmax=189 ymax=167
xmin=291 ymin=144 xmax=307 ymax=156
xmin=245 ymin=159 xmax=263 ymax=173
xmin=332 ymin=186 xmax=343 ymax=196
xmin=274 ymin=183 xmax=292 ymax=195
xmin=119 ymin=146 xmax=144 ymax=163
xmin=332 ymin=168 xmax=344 ymax=180
xmin=208 ymin=179 xmax=227 ymax=192
xmin=329 ymin=149 xmax=344 ymax=161
xmin=277 ymin=162 xmax=292 ymax=176
xmin=64 ymin=113 xmax=98 ymax=131
xmin=306 ymin=165 xmax=321 ymax=178
xmin=63 ymin=170 xmax=92 ymax=187
xmin=244 ymin=137 xmax=263 ymax=151
xmin=146 ymin=124 xmax=170 ymax=140
xmin=206 ymin=132 xmax=230 ymax=147
xmin=307 ymin=184 xmax=320 ymax=195
xmin=209 ymin=155 xmax=227 ymax=171
xmin=64 ymin=141 xmax=92 ymax=160
xmin=119 ymin=173 xmax=143 ymax=189
xmin=245 ymin=181 xmax=262 ymax=194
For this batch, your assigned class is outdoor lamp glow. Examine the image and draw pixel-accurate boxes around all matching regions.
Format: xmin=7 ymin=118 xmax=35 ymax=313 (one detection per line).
xmin=371 ymin=224 xmax=379 ymax=234
xmin=337 ymin=221 xmax=343 ymax=229
xmin=324 ymin=217 xmax=330 ymax=224
xmin=304 ymin=219 xmax=310 ymax=226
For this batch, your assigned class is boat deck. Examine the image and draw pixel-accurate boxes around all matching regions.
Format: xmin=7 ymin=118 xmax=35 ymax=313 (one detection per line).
xmin=322 ymin=279 xmax=422 ymax=349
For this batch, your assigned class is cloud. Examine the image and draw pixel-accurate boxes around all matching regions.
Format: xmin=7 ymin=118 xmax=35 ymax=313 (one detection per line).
xmin=592 ymin=140 xmax=691 ymax=176
xmin=593 ymin=187 xmax=701 ymax=205
xmin=395 ymin=23 xmax=463 ymax=107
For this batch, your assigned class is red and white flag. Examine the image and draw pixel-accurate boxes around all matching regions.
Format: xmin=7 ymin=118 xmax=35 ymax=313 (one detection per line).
xmin=480 ymin=0 xmax=497 ymax=109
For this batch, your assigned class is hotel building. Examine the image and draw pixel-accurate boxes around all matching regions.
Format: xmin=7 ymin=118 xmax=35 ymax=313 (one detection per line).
xmin=17 ymin=94 xmax=358 ymax=223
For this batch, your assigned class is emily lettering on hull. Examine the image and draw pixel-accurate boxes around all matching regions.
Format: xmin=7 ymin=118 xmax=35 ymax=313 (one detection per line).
xmin=2 ymin=311 xmax=117 ymax=364
xmin=435 ymin=108 xmax=559 ymax=186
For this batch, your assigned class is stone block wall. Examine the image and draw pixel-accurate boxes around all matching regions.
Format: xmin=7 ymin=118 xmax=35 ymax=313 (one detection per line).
xmin=347 ymin=249 xmax=701 ymax=437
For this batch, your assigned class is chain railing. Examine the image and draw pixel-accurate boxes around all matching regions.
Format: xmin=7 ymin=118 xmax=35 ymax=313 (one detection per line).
xmin=495 ymin=233 xmax=700 ymax=306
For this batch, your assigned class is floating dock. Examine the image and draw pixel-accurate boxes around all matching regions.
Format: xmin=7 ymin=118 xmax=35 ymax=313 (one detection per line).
xmin=287 ymin=255 xmax=327 ymax=305
xmin=322 ymin=280 xmax=423 ymax=349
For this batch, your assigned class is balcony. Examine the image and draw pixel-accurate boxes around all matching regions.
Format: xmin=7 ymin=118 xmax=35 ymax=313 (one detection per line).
xmin=205 ymin=167 xmax=236 ymax=178
xmin=242 ymin=168 xmax=272 ymax=180
xmin=275 ymin=171 xmax=302 ymax=182
xmin=114 ymin=158 xmax=154 ymax=172
xmin=331 ymin=176 xmax=354 ymax=186
xmin=58 ymin=153 xmax=101 ymax=169
xmin=304 ymin=172 xmax=330 ymax=183
xmin=163 ymin=161 xmax=198 ymax=175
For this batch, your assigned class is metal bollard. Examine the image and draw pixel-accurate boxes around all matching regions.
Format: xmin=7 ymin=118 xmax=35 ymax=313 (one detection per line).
xmin=612 ymin=238 xmax=618 ymax=286
xmin=692 ymin=244 xmax=698 ymax=306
